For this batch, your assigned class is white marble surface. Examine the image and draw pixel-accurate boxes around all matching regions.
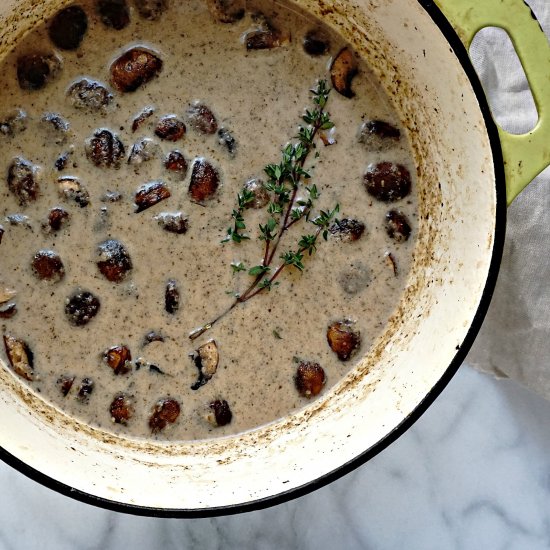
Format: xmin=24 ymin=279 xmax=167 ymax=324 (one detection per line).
xmin=2 ymin=365 xmax=550 ymax=549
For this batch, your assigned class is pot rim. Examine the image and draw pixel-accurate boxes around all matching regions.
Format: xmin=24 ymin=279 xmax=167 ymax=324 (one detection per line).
xmin=0 ymin=0 xmax=507 ymax=518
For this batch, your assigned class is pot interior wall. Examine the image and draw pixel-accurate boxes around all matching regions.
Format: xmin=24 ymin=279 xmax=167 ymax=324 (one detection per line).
xmin=0 ymin=0 xmax=499 ymax=511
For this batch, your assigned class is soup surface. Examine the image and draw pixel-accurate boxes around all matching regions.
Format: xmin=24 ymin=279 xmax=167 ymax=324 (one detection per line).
xmin=0 ymin=0 xmax=417 ymax=440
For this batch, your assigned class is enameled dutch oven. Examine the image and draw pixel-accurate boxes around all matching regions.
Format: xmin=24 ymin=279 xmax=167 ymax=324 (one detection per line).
xmin=0 ymin=0 xmax=549 ymax=517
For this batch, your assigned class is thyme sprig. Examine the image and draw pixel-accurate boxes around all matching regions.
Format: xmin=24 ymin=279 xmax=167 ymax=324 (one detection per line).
xmin=190 ymin=80 xmax=339 ymax=341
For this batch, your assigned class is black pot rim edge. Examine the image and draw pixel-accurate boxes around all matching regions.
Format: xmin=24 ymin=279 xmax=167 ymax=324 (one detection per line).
xmin=0 ymin=0 xmax=508 ymax=519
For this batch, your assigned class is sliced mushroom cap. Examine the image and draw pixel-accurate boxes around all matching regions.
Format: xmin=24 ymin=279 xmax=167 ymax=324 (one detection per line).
xmin=327 ymin=320 xmax=361 ymax=361
xmin=303 ymin=29 xmax=330 ymax=56
xmin=103 ymin=344 xmax=132 ymax=375
xmin=165 ymin=279 xmax=180 ymax=314
xmin=3 ymin=334 xmax=34 ymax=381
xmin=198 ymin=341 xmax=219 ymax=379
xmin=17 ymin=53 xmax=62 ymax=91
xmin=364 ymin=162 xmax=412 ymax=202
xmin=186 ymin=103 xmax=218 ymax=135
xmin=31 ymin=250 xmax=65 ymax=282
xmin=110 ymin=47 xmax=163 ymax=93
xmin=7 ymin=157 xmax=40 ymax=206
xmin=97 ymin=0 xmax=130 ymax=30
xmin=0 ymin=303 xmax=17 ymax=319
xmin=206 ymin=399 xmax=233 ymax=427
xmin=358 ymin=120 xmax=401 ymax=150
xmin=57 ymin=374 xmax=75 ymax=396
xmin=128 ymin=137 xmax=161 ymax=167
xmin=330 ymin=47 xmax=358 ymax=98
xmin=294 ymin=361 xmax=325 ymax=398
xmin=96 ymin=239 xmax=133 ymax=282
xmin=243 ymin=178 xmax=269 ymax=209
xmin=329 ymin=218 xmax=365 ymax=242
xmin=110 ymin=393 xmax=134 ymax=423
xmin=188 ymin=158 xmax=220 ymax=203
xmin=155 ymin=115 xmax=186 ymax=141
xmin=0 ymin=287 xmax=17 ymax=305
xmin=164 ymin=151 xmax=188 ymax=179
xmin=58 ymin=177 xmax=90 ymax=208
xmin=149 ymin=398 xmax=181 ymax=433
xmin=155 ymin=212 xmax=189 ymax=234
xmin=48 ymin=5 xmax=88 ymax=50
xmin=76 ymin=377 xmax=94 ymax=402
xmin=385 ymin=210 xmax=412 ymax=242
xmin=134 ymin=181 xmax=171 ymax=212
xmin=86 ymin=129 xmax=125 ymax=168
xmin=65 ymin=290 xmax=101 ymax=326
xmin=67 ymin=78 xmax=113 ymax=112
xmin=45 ymin=207 xmax=70 ymax=232
xmin=131 ymin=106 xmax=155 ymax=132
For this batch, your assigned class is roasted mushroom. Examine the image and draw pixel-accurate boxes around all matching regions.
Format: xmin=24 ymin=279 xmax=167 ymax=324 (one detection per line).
xmin=217 ymin=127 xmax=237 ymax=156
xmin=142 ymin=331 xmax=165 ymax=346
xmin=165 ymin=279 xmax=180 ymax=314
xmin=44 ymin=207 xmax=70 ymax=232
xmin=58 ymin=177 xmax=90 ymax=208
xmin=5 ymin=214 xmax=32 ymax=229
xmin=97 ymin=0 xmax=130 ymax=29
xmin=327 ymin=320 xmax=361 ymax=361
xmin=0 ymin=303 xmax=17 ymax=319
xmin=17 ymin=53 xmax=62 ymax=90
xmin=103 ymin=344 xmax=132 ymax=375
xmin=155 ymin=115 xmax=186 ymax=141
xmin=128 ymin=137 xmax=161 ymax=167
xmin=31 ymin=250 xmax=65 ymax=282
xmin=54 ymin=151 xmax=71 ymax=171
xmin=243 ymin=178 xmax=269 ymax=209
xmin=191 ymin=340 xmax=219 ymax=390
xmin=85 ymin=129 xmax=125 ymax=168
xmin=134 ymin=0 xmax=168 ymax=20
xmin=0 ymin=109 xmax=28 ymax=137
xmin=149 ymin=398 xmax=181 ymax=433
xmin=188 ymin=158 xmax=220 ymax=203
xmin=329 ymin=218 xmax=365 ymax=242
xmin=65 ymin=290 xmax=101 ymax=326
xmin=40 ymin=112 xmax=70 ymax=144
xmin=96 ymin=239 xmax=133 ymax=282
xmin=244 ymin=15 xmax=287 ymax=50
xmin=0 ymin=287 xmax=17 ymax=305
xmin=358 ymin=120 xmax=401 ymax=150
xmin=154 ymin=212 xmax=189 ymax=234
xmin=164 ymin=151 xmax=188 ymax=179
xmin=330 ymin=47 xmax=358 ymax=98
xmin=303 ymin=29 xmax=330 ymax=56
xmin=7 ymin=157 xmax=39 ymax=206
xmin=76 ymin=377 xmax=94 ymax=402
xmin=364 ymin=162 xmax=412 ymax=202
xmin=110 ymin=393 xmax=134 ymax=423
xmin=385 ymin=210 xmax=412 ymax=242
xmin=294 ymin=361 xmax=325 ymax=397
xmin=131 ymin=106 xmax=155 ymax=132
xmin=110 ymin=47 xmax=163 ymax=93
xmin=3 ymin=334 xmax=34 ymax=381
xmin=205 ymin=0 xmax=244 ymax=23
xmin=186 ymin=103 xmax=218 ymax=135
xmin=67 ymin=78 xmax=113 ymax=111
xmin=48 ymin=5 xmax=88 ymax=50
xmin=134 ymin=181 xmax=171 ymax=212
xmin=206 ymin=399 xmax=233 ymax=427
xmin=57 ymin=375 xmax=75 ymax=396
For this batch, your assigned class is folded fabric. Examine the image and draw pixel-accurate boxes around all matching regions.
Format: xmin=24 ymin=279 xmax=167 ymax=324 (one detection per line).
xmin=466 ymin=0 xmax=550 ymax=397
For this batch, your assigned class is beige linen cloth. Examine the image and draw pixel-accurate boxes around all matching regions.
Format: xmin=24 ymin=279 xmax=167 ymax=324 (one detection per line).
xmin=465 ymin=0 xmax=550 ymax=396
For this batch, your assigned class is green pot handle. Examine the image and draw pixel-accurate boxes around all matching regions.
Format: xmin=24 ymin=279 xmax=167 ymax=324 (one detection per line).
xmin=434 ymin=0 xmax=550 ymax=205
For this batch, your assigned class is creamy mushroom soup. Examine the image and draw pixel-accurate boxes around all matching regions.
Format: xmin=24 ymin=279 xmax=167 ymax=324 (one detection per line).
xmin=0 ymin=0 xmax=418 ymax=440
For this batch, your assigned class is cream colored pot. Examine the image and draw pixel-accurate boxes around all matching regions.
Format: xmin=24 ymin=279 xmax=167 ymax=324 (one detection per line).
xmin=0 ymin=0 xmax=548 ymax=516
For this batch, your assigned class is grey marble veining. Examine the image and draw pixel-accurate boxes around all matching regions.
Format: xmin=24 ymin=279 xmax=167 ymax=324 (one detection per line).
xmin=3 ymin=366 xmax=550 ymax=549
